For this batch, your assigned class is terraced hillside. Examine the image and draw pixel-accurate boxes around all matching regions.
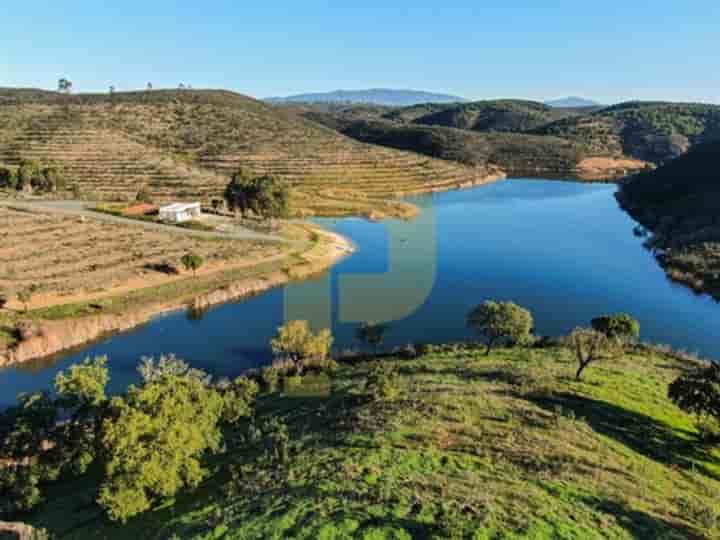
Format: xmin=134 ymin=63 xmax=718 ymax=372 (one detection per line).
xmin=0 ymin=89 xmax=499 ymax=217
xmin=537 ymin=102 xmax=720 ymax=164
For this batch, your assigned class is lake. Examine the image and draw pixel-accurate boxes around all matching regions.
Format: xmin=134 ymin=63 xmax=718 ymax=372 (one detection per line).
xmin=2 ymin=178 xmax=719 ymax=406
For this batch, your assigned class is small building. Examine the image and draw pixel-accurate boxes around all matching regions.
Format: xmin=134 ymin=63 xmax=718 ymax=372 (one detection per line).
xmin=158 ymin=202 xmax=202 ymax=223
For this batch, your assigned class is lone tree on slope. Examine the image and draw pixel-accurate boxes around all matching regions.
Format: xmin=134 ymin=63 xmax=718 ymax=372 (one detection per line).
xmin=466 ymin=300 xmax=534 ymax=355
xmin=180 ymin=253 xmax=204 ymax=277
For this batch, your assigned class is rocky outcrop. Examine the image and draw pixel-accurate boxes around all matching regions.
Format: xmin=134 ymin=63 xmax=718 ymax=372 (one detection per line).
xmin=0 ymin=521 xmax=46 ymax=540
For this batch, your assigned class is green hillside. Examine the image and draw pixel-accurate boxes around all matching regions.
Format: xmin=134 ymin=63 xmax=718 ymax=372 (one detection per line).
xmin=0 ymin=89 xmax=495 ymax=218
xmin=538 ymin=102 xmax=720 ymax=164
xmin=305 ymin=114 xmax=620 ymax=178
xmin=14 ymin=344 xmax=720 ymax=539
xmin=617 ymin=141 xmax=720 ymax=298
xmin=388 ymin=100 xmax=577 ymax=133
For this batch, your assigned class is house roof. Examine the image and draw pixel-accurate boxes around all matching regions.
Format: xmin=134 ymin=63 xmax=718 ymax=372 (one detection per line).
xmin=159 ymin=202 xmax=201 ymax=212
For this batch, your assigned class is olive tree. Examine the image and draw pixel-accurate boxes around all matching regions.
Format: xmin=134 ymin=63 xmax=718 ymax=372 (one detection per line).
xmin=466 ymin=300 xmax=534 ymax=355
xmin=565 ymin=328 xmax=621 ymax=381
xmin=181 ymin=252 xmax=204 ymax=277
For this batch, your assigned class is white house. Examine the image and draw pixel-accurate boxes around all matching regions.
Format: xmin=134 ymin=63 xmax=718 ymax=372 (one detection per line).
xmin=158 ymin=202 xmax=202 ymax=223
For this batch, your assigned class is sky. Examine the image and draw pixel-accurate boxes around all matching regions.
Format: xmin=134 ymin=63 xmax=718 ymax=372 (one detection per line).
xmin=2 ymin=1 xmax=719 ymax=104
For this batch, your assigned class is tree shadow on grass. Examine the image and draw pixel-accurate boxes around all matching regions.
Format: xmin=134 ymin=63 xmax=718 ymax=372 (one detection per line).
xmin=529 ymin=392 xmax=720 ymax=480
xmin=577 ymin=494 xmax=704 ymax=540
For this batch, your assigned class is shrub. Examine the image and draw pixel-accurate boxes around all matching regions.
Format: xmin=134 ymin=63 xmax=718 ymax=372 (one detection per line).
xmin=466 ymin=300 xmax=534 ymax=355
xmin=591 ymin=313 xmax=640 ymax=342
xmin=0 ymin=167 xmax=17 ymax=189
xmin=356 ymin=322 xmax=388 ymax=354
xmin=271 ymin=320 xmax=333 ymax=363
xmin=365 ymin=364 xmax=401 ymax=402
xmin=220 ymin=377 xmax=259 ymax=424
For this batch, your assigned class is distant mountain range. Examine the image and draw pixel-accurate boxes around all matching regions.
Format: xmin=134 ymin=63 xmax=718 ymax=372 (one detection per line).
xmin=545 ymin=97 xmax=602 ymax=108
xmin=266 ymin=89 xmax=467 ymax=107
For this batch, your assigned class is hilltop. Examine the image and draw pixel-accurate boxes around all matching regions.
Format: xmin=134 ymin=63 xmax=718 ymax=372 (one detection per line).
xmin=13 ymin=343 xmax=720 ymax=539
xmin=0 ymin=88 xmax=497 ymax=218
xmin=545 ymin=97 xmax=603 ymax=108
xmin=617 ymin=141 xmax=720 ymax=299
xmin=266 ymin=88 xmax=466 ymax=106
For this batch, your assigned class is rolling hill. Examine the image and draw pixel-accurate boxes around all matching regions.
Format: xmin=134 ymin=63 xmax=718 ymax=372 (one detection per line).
xmin=618 ymin=141 xmax=720 ymax=298
xmin=545 ymin=96 xmax=602 ymax=108
xmin=383 ymin=100 xmax=574 ymax=132
xmin=266 ymin=88 xmax=466 ymax=106
xmin=305 ymin=110 xmax=646 ymax=179
xmin=0 ymin=88 xmax=499 ymax=218
xmin=537 ymin=102 xmax=720 ymax=164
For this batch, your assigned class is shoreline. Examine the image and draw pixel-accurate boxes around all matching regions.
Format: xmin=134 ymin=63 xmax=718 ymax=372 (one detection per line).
xmin=0 ymin=227 xmax=355 ymax=369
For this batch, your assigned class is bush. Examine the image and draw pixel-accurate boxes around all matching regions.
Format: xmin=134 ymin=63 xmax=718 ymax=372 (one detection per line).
xmin=365 ymin=364 xmax=401 ymax=402
xmin=591 ymin=313 xmax=640 ymax=342
xmin=0 ymin=167 xmax=17 ymax=189
xmin=466 ymin=300 xmax=534 ymax=355
xmin=271 ymin=320 xmax=334 ymax=363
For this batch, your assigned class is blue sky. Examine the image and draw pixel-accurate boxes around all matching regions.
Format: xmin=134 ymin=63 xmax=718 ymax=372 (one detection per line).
xmin=2 ymin=1 xmax=719 ymax=103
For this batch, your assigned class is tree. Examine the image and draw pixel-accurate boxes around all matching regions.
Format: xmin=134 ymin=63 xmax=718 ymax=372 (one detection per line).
xmin=0 ymin=167 xmax=17 ymax=189
xmin=224 ymin=170 xmax=289 ymax=219
xmin=466 ymin=300 xmax=534 ymax=355
xmin=669 ymin=363 xmax=720 ymax=423
xmin=98 ymin=356 xmax=225 ymax=522
xmin=356 ymin=322 xmax=388 ymax=354
xmin=271 ymin=320 xmax=333 ymax=362
xmin=591 ymin=314 xmax=640 ymax=342
xmin=147 ymin=82 xmax=153 ymax=90
xmin=180 ymin=253 xmax=204 ymax=277
xmin=565 ymin=328 xmax=621 ymax=381
xmin=58 ymin=78 xmax=73 ymax=94
xmin=16 ymin=161 xmax=43 ymax=192
xmin=109 ymin=85 xmax=115 ymax=94
xmin=224 ymin=169 xmax=255 ymax=217
xmin=17 ymin=285 xmax=38 ymax=312
xmin=55 ymin=356 xmax=109 ymax=408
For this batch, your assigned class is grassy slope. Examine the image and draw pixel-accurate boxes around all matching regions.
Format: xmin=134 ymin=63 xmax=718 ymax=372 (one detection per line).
xmin=0 ymin=89 xmax=494 ymax=218
xmin=26 ymin=346 xmax=720 ymax=539
xmin=617 ymin=141 xmax=720 ymax=299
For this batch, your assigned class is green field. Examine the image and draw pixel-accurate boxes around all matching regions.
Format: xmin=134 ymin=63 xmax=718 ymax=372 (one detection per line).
xmin=19 ymin=344 xmax=720 ymax=539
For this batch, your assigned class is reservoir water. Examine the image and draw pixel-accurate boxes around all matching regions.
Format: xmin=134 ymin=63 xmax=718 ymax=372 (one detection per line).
xmin=2 ymin=179 xmax=719 ymax=406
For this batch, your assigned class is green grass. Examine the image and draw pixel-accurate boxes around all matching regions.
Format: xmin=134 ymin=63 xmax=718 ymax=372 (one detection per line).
xmin=22 ymin=345 xmax=720 ymax=539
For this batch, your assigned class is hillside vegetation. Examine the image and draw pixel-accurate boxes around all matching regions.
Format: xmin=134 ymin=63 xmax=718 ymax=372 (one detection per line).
xmin=6 ymin=341 xmax=720 ymax=539
xmin=617 ymin=141 xmax=720 ymax=299
xmin=0 ymin=89 xmax=496 ymax=218
xmin=538 ymin=102 xmax=720 ymax=164
xmin=305 ymin=112 xmax=633 ymax=179
xmin=303 ymin=99 xmax=720 ymax=178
